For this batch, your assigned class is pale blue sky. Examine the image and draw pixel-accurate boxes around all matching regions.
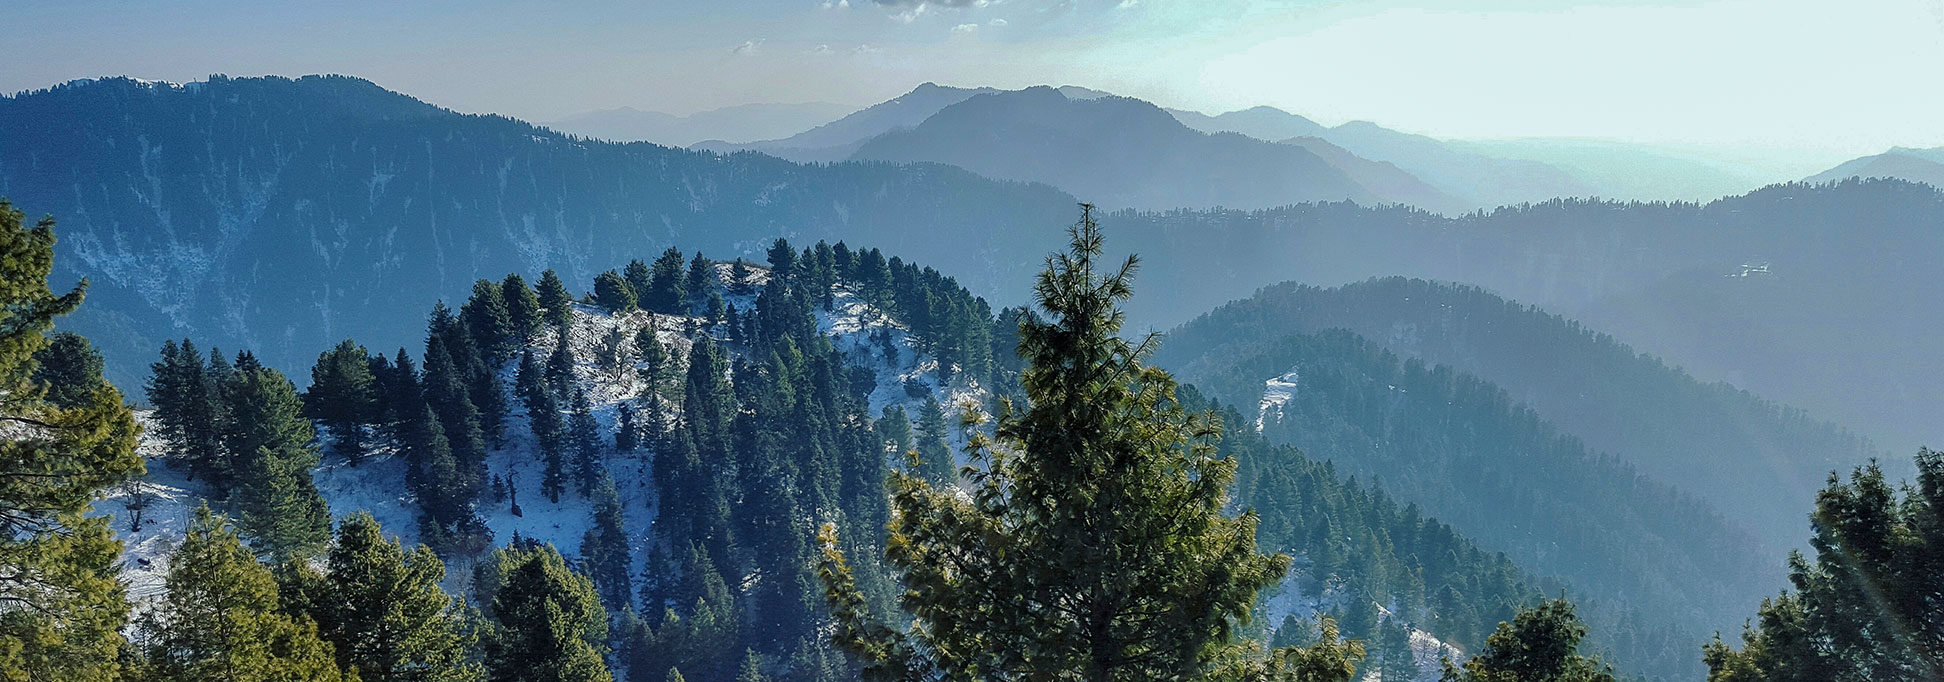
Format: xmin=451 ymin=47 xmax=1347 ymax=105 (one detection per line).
xmin=7 ymin=0 xmax=1941 ymax=161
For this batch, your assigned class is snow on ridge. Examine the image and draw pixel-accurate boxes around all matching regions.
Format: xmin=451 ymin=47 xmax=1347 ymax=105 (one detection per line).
xmin=98 ymin=273 xmax=978 ymax=603
xmin=1258 ymin=368 xmax=1299 ymax=431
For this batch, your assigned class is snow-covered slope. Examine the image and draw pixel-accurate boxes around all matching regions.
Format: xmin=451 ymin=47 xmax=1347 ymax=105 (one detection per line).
xmin=97 ymin=266 xmax=973 ymax=605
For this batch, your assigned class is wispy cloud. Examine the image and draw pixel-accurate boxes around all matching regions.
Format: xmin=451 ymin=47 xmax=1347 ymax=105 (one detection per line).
xmin=730 ymin=39 xmax=763 ymax=55
xmin=952 ymin=22 xmax=980 ymax=33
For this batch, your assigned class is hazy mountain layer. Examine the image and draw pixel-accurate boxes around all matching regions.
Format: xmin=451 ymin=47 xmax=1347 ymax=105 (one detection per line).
xmin=545 ymin=101 xmax=857 ymax=146
xmin=1152 ymin=276 xmax=1880 ymax=558
xmin=850 ymin=87 xmax=1447 ymax=211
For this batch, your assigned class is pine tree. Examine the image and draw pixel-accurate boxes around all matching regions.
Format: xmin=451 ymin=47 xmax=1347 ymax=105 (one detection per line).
xmin=304 ymin=339 xmax=379 ymax=463
xmin=305 ymin=512 xmax=482 ymax=682
xmin=462 ymin=279 xmax=516 ymax=365
xmin=502 ymin=273 xmax=545 ymax=341
xmin=765 ymin=238 xmax=797 ymax=287
xmin=643 ymin=248 xmax=689 ymax=315
xmin=531 ymin=388 xmax=567 ymax=504
xmin=406 ymin=403 xmax=491 ymax=557
xmin=1705 ymin=450 xmax=1944 ymax=682
xmin=148 ymin=338 xmax=227 ymax=484
xmin=615 ymin=403 xmax=639 ymax=452
xmin=222 ymin=361 xmax=334 ymax=561
xmin=593 ymin=270 xmax=637 ymax=313
xmin=421 ymin=336 xmax=487 ymax=504
xmin=876 ymin=405 xmax=913 ymax=459
xmin=735 ymin=650 xmax=770 ymax=682
xmin=538 ymin=269 xmax=575 ymax=329
xmin=567 ymin=389 xmax=606 ymax=496
xmin=580 ymin=475 xmax=633 ymax=612
xmin=0 ymin=202 xmax=143 ymax=682
xmin=138 ymin=505 xmax=347 ymax=682
xmin=684 ymin=252 xmax=714 ymax=312
xmin=484 ymin=544 xmax=612 ymax=682
xmin=624 ymin=259 xmax=653 ymax=306
xmin=32 ymin=331 xmax=104 ymax=410
xmin=547 ymin=328 xmax=577 ymax=390
xmin=816 ymin=207 xmax=1307 ymax=681
xmin=380 ymin=348 xmax=424 ymax=448
xmin=1445 ymin=599 xmax=1614 ymax=682
xmin=912 ymin=396 xmax=952 ymax=487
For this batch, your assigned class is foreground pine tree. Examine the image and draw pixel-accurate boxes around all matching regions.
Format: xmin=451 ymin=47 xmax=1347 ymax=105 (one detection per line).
xmin=1704 ymin=450 xmax=1944 ymax=682
xmin=0 ymin=202 xmax=143 ymax=681
xmin=817 ymin=206 xmax=1339 ymax=681
xmin=482 ymin=543 xmax=612 ymax=682
xmin=1441 ymin=600 xmax=1614 ymax=682
xmin=302 ymin=512 xmax=482 ymax=682
xmin=137 ymin=506 xmax=346 ymax=682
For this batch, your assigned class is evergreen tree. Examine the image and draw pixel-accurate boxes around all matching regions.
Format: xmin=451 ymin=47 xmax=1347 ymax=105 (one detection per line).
xmin=624 ymin=259 xmax=653 ymax=306
xmin=567 ymin=389 xmax=606 ymax=496
xmin=547 ymin=329 xmax=577 ymax=390
xmin=379 ymin=348 xmax=424 ymax=448
xmin=593 ymin=270 xmax=638 ymax=313
xmin=580 ymin=475 xmax=633 ymax=612
xmin=684 ymin=252 xmax=714 ymax=312
xmin=766 ymin=238 xmax=797 ymax=287
xmin=148 ymin=338 xmax=226 ymax=484
xmin=1705 ymin=450 xmax=1944 ymax=682
xmin=644 ymin=248 xmax=689 ymax=316
xmin=875 ymin=405 xmax=912 ymax=459
xmin=735 ymin=650 xmax=770 ymax=682
xmin=32 ymin=331 xmax=104 ymax=410
xmin=421 ymin=336 xmax=488 ymax=504
xmin=538 ymin=269 xmax=575 ymax=329
xmin=816 ymin=207 xmax=1311 ymax=681
xmin=499 ymin=275 xmax=544 ymax=343
xmin=138 ymin=505 xmax=347 ymax=682
xmin=484 ymin=544 xmax=612 ymax=682
xmin=463 ymin=279 xmax=517 ymax=364
xmin=1445 ymin=600 xmax=1614 ymax=682
xmin=405 ymin=403 xmax=491 ymax=557
xmin=615 ymin=403 xmax=639 ymax=453
xmin=912 ymin=396 xmax=952 ymax=487
xmin=309 ymin=512 xmax=482 ymax=682
xmin=531 ymin=388 xmax=567 ymax=505
xmin=304 ymin=339 xmax=379 ymax=463
xmin=0 ymin=202 xmax=143 ymax=682
xmin=222 ymin=362 xmax=334 ymax=561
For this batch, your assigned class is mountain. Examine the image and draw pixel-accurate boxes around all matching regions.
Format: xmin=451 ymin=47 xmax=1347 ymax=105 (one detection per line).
xmin=543 ymin=101 xmax=857 ymax=146
xmin=691 ymin=82 xmax=997 ymax=162
xmin=11 ymin=75 xmax=1944 ymax=464
xmin=1152 ymin=276 xmax=1879 ymax=559
xmin=1806 ymin=146 xmax=1944 ymax=188
xmin=1312 ymin=121 xmax=1598 ymax=210
xmin=849 ymin=87 xmax=1460 ymax=212
xmin=0 ymin=75 xmax=1074 ymax=388
xmin=103 ymin=240 xmax=1678 ymax=681
xmin=1457 ymin=137 xmax=1771 ymax=202
xmin=1168 ymin=105 xmax=1327 ymax=142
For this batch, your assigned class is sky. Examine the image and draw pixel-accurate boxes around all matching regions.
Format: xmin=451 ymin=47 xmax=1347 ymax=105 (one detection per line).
xmin=6 ymin=0 xmax=1942 ymax=164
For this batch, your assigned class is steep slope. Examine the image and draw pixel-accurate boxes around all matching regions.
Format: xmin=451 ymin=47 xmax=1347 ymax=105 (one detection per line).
xmin=690 ymin=82 xmax=997 ymax=162
xmin=1189 ymin=330 xmax=1770 ymax=673
xmin=0 ymin=75 xmax=1073 ymax=386
xmin=544 ymin=102 xmax=857 ymax=146
xmin=1152 ymin=276 xmax=1879 ymax=560
xmin=850 ymin=87 xmax=1450 ymax=212
xmin=1168 ymin=105 xmax=1327 ymax=143
xmin=1806 ymin=146 xmax=1944 ymax=188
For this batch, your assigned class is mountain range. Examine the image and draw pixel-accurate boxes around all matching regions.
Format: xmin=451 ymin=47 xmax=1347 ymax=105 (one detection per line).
xmin=7 ymin=74 xmax=1943 ymax=472
xmin=544 ymin=101 xmax=857 ymax=146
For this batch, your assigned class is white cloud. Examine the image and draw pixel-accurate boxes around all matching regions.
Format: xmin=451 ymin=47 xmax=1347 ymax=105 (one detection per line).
xmin=952 ymin=22 xmax=980 ymax=33
xmin=730 ymin=40 xmax=763 ymax=55
xmin=989 ymin=18 xmax=1007 ymax=26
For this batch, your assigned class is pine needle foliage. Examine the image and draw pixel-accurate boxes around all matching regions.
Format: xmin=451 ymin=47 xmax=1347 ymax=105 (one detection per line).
xmin=817 ymin=206 xmax=1329 ymax=682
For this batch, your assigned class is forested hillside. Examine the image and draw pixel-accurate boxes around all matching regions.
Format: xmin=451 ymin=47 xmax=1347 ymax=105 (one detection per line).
xmin=1178 ymin=330 xmax=1771 ymax=661
xmin=1152 ymin=276 xmax=1878 ymax=556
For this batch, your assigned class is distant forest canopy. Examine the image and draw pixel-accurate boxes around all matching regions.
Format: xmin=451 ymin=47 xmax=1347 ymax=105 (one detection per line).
xmin=1152 ymin=276 xmax=1880 ymax=557
xmin=4 ymin=75 xmax=1939 ymax=458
